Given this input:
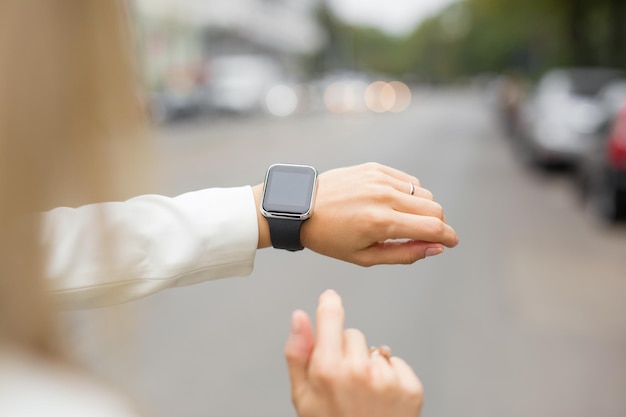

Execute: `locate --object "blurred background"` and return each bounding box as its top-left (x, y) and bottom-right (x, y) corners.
top-left (69, 0), bottom-right (626, 416)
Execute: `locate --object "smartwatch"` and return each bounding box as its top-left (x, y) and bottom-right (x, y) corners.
top-left (260, 163), bottom-right (318, 251)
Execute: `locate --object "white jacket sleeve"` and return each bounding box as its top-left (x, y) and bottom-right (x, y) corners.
top-left (41, 186), bottom-right (259, 309)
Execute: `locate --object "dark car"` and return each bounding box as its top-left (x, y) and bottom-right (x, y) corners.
top-left (519, 68), bottom-right (624, 167)
top-left (577, 93), bottom-right (626, 222)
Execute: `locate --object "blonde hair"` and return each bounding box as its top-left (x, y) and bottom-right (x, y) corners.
top-left (0, 1), bottom-right (151, 357)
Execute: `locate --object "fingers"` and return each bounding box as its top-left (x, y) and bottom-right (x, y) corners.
top-left (392, 193), bottom-right (445, 220)
top-left (363, 165), bottom-right (448, 224)
top-left (343, 328), bottom-right (369, 365)
top-left (372, 169), bottom-right (456, 245)
top-left (390, 357), bottom-right (423, 393)
top-left (315, 290), bottom-right (345, 361)
top-left (369, 353), bottom-right (398, 388)
top-left (386, 211), bottom-right (458, 247)
top-left (356, 240), bottom-right (445, 266)
top-left (387, 176), bottom-right (433, 200)
top-left (374, 163), bottom-right (421, 188)
top-left (289, 290), bottom-right (425, 417)
top-left (285, 310), bottom-right (315, 392)
top-left (303, 162), bottom-right (458, 268)
top-left (390, 357), bottom-right (424, 405)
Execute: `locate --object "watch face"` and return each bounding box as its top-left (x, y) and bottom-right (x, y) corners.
top-left (262, 164), bottom-right (317, 217)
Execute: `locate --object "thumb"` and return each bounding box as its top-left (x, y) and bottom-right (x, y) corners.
top-left (361, 241), bottom-right (444, 265)
top-left (284, 309), bottom-right (314, 391)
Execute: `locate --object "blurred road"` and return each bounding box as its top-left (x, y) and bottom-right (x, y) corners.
top-left (83, 89), bottom-right (626, 417)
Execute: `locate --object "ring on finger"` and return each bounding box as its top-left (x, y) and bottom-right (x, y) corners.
top-left (369, 345), bottom-right (392, 362)
top-left (408, 182), bottom-right (415, 196)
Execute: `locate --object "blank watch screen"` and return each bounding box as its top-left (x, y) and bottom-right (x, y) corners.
top-left (263, 165), bottom-right (316, 214)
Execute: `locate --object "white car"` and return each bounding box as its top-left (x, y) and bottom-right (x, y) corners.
top-left (519, 68), bottom-right (624, 166)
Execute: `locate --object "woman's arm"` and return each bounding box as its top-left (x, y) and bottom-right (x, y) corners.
top-left (43, 163), bottom-right (458, 309)
top-left (42, 186), bottom-right (259, 309)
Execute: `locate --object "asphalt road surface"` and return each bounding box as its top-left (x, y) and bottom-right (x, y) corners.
top-left (70, 88), bottom-right (626, 417)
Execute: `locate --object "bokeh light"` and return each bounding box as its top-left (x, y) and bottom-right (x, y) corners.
top-left (324, 82), bottom-right (355, 114)
top-left (389, 81), bottom-right (412, 112)
top-left (365, 81), bottom-right (390, 113)
top-left (265, 85), bottom-right (298, 117)
top-left (364, 81), bottom-right (412, 113)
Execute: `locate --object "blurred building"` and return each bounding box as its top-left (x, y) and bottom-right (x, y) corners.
top-left (132, 0), bottom-right (327, 119)
top-left (135, 0), bottom-right (325, 54)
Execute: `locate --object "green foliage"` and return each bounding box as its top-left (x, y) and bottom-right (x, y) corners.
top-left (309, 4), bottom-right (412, 77)
top-left (316, 0), bottom-right (626, 80)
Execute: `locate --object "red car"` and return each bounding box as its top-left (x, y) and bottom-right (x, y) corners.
top-left (578, 98), bottom-right (626, 222)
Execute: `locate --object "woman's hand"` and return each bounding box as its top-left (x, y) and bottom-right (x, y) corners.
top-left (284, 290), bottom-right (424, 417)
top-left (254, 162), bottom-right (459, 266)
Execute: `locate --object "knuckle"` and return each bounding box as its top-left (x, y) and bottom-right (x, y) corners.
top-left (404, 380), bottom-right (424, 404)
top-left (284, 345), bottom-right (298, 361)
top-left (363, 164), bottom-right (388, 181)
top-left (309, 361), bottom-right (340, 384)
top-left (346, 362), bottom-right (369, 384)
top-left (365, 161), bottom-right (383, 171)
top-left (432, 202), bottom-right (444, 219)
top-left (363, 208), bottom-right (387, 230)
top-left (364, 182), bottom-right (389, 202)
top-left (370, 374), bottom-right (397, 395)
top-left (400, 252), bottom-right (418, 265)
top-left (353, 252), bottom-right (376, 267)
top-left (367, 172), bottom-right (389, 191)
top-left (344, 327), bottom-right (364, 340)
top-left (355, 257), bottom-right (376, 268)
top-left (428, 218), bottom-right (446, 237)
top-left (291, 384), bottom-right (306, 406)
top-left (423, 188), bottom-right (434, 200)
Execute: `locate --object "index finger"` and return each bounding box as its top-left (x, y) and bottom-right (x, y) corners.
top-left (315, 289), bottom-right (345, 360)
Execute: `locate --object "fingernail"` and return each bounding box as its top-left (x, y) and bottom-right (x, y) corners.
top-left (290, 311), bottom-right (303, 335)
top-left (319, 290), bottom-right (343, 310)
top-left (320, 289), bottom-right (339, 303)
top-left (425, 247), bottom-right (444, 257)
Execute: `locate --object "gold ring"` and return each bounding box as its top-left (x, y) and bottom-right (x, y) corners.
top-left (409, 182), bottom-right (415, 196)
top-left (369, 345), bottom-right (392, 361)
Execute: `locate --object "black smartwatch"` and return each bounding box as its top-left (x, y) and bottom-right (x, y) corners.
top-left (261, 164), bottom-right (318, 251)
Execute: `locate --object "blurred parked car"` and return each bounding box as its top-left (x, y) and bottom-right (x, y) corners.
top-left (518, 68), bottom-right (624, 167)
top-left (149, 88), bottom-right (205, 123)
top-left (577, 90), bottom-right (626, 222)
top-left (148, 64), bottom-right (207, 123)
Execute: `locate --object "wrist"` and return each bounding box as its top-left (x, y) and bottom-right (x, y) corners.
top-left (253, 183), bottom-right (271, 249)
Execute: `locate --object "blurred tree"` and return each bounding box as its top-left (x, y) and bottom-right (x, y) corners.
top-left (308, 3), bottom-right (410, 77)
top-left (312, 0), bottom-right (626, 81)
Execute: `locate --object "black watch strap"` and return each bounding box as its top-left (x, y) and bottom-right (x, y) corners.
top-left (266, 217), bottom-right (305, 251)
